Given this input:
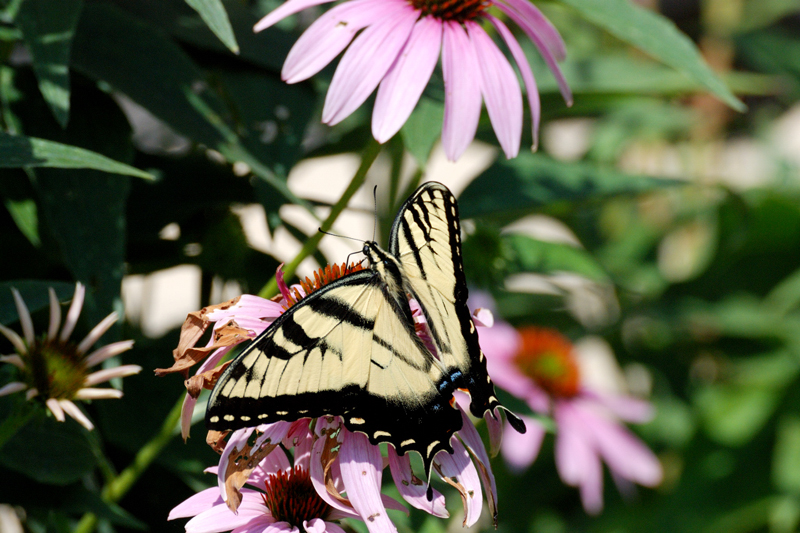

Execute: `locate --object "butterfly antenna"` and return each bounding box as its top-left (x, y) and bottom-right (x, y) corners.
top-left (317, 228), bottom-right (362, 244)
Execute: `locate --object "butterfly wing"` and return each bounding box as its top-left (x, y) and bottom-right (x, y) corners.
top-left (206, 268), bottom-right (462, 469)
top-left (389, 181), bottom-right (502, 419)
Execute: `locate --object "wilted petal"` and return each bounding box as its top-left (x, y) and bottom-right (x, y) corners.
top-left (169, 487), bottom-right (224, 520)
top-left (387, 447), bottom-right (448, 518)
top-left (46, 398), bottom-right (65, 422)
top-left (60, 282), bottom-right (85, 342)
top-left (254, 0), bottom-right (338, 32)
top-left (372, 16), bottom-right (441, 143)
top-left (435, 439), bottom-right (482, 527)
top-left (74, 388), bottom-right (124, 400)
top-left (11, 289), bottom-right (34, 346)
top-left (466, 21), bottom-right (522, 159)
top-left (282, 0), bottom-right (405, 84)
top-left (339, 430), bottom-right (397, 533)
top-left (0, 323), bottom-right (26, 355)
top-left (47, 288), bottom-right (60, 341)
top-left (322, 4), bottom-right (418, 126)
top-left (83, 365), bottom-right (142, 387)
top-left (487, 14), bottom-right (541, 151)
top-left (77, 312), bottom-right (119, 354)
top-left (441, 21), bottom-right (481, 161)
top-left (59, 400), bottom-right (94, 430)
top-left (501, 415), bottom-right (546, 472)
top-left (0, 382), bottom-right (26, 397)
top-left (83, 340), bottom-right (135, 368)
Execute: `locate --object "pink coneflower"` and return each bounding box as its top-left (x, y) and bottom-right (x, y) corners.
top-left (254, 0), bottom-right (572, 161)
top-left (0, 283), bottom-right (139, 431)
top-left (480, 322), bottom-right (663, 514)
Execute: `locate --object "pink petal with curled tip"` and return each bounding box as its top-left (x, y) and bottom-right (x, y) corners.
top-left (372, 15), bottom-right (441, 143)
top-left (387, 447), bottom-right (448, 518)
top-left (499, 0), bottom-right (566, 60)
top-left (339, 430), bottom-right (398, 533)
top-left (435, 439), bottom-right (482, 527)
top-left (495, 2), bottom-right (572, 106)
top-left (500, 415), bottom-right (546, 472)
top-left (441, 21), bottom-right (481, 161)
top-left (282, 0), bottom-right (407, 84)
top-left (466, 21), bottom-right (522, 159)
top-left (322, 5), bottom-right (418, 126)
top-left (254, 0), bottom-right (338, 33)
top-left (487, 14), bottom-right (541, 151)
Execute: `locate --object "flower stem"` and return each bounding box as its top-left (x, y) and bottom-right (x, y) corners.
top-left (258, 139), bottom-right (382, 299)
top-left (73, 394), bottom-right (184, 533)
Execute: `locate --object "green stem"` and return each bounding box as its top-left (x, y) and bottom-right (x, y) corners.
top-left (258, 139), bottom-right (382, 299)
top-left (74, 394), bottom-right (184, 533)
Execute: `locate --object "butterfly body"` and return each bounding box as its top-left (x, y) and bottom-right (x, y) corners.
top-left (207, 182), bottom-right (521, 474)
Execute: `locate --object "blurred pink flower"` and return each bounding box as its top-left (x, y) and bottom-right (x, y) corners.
top-left (0, 283), bottom-right (138, 430)
top-left (480, 322), bottom-right (662, 514)
top-left (254, 0), bottom-right (572, 161)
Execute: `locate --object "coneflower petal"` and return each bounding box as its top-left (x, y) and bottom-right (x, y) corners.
top-left (487, 14), bottom-right (541, 151)
top-left (499, 0), bottom-right (566, 60)
top-left (60, 399), bottom-right (94, 431)
top-left (74, 388), bottom-right (125, 400)
top-left (77, 311), bottom-right (120, 355)
top-left (372, 15), bottom-right (442, 143)
top-left (83, 364), bottom-right (142, 387)
top-left (435, 438), bottom-right (483, 527)
top-left (47, 288), bottom-right (60, 342)
top-left (46, 398), bottom-right (65, 422)
top-left (254, 0), bottom-right (339, 33)
top-left (0, 354), bottom-right (25, 370)
top-left (0, 382), bottom-right (26, 397)
top-left (0, 323), bottom-right (26, 355)
top-left (83, 340), bottom-right (135, 369)
top-left (11, 289), bottom-right (34, 346)
top-left (441, 21), bottom-right (482, 162)
top-left (467, 21), bottom-right (522, 159)
top-left (60, 282), bottom-right (85, 342)
top-left (322, 3), bottom-right (417, 125)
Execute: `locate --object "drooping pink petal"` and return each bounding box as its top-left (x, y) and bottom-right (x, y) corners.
top-left (441, 21), bottom-right (482, 161)
top-left (466, 21), bottom-right (522, 159)
top-left (582, 389), bottom-right (655, 423)
top-left (11, 289), bottom-right (34, 346)
top-left (60, 399), bottom-right (93, 430)
top-left (0, 323), bottom-right (26, 355)
top-left (435, 438), bottom-right (482, 527)
top-left (77, 312), bottom-right (119, 354)
top-left (0, 382), bottom-right (26, 397)
top-left (282, 0), bottom-right (407, 84)
top-left (60, 282), bottom-right (85, 342)
top-left (487, 14), bottom-right (541, 151)
top-left (169, 487), bottom-right (224, 520)
top-left (573, 402), bottom-right (662, 486)
top-left (495, 2), bottom-right (572, 106)
top-left (498, 0), bottom-right (566, 60)
top-left (322, 4), bottom-right (418, 126)
top-left (83, 340), bottom-right (135, 368)
top-left (254, 0), bottom-right (339, 33)
top-left (372, 15), bottom-right (441, 143)
top-left (339, 429), bottom-right (398, 533)
top-left (387, 447), bottom-right (448, 518)
top-left (47, 288), bottom-right (60, 341)
top-left (554, 400), bottom-right (605, 514)
top-left (456, 407), bottom-right (498, 524)
top-left (309, 418), bottom-right (359, 518)
top-left (484, 409), bottom-right (503, 456)
top-left (501, 415), bottom-right (546, 472)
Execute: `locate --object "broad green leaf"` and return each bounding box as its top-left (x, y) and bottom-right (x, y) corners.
top-left (16, 0), bottom-right (83, 128)
top-left (185, 0), bottom-right (239, 53)
top-left (401, 96), bottom-right (444, 167)
top-left (0, 132), bottom-right (153, 179)
top-left (458, 152), bottom-right (681, 220)
top-left (773, 415), bottom-right (800, 493)
top-left (0, 280), bottom-right (74, 325)
top-left (0, 413), bottom-right (96, 485)
top-left (505, 233), bottom-right (610, 282)
top-left (557, 0), bottom-right (745, 111)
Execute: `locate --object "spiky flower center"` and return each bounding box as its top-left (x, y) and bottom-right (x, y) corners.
top-left (514, 327), bottom-right (580, 398)
top-left (23, 338), bottom-right (87, 400)
top-left (261, 466), bottom-right (332, 527)
top-left (284, 261), bottom-right (365, 308)
top-left (407, 0), bottom-right (489, 21)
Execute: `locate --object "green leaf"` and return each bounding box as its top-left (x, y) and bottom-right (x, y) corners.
top-left (0, 412), bottom-right (96, 485)
top-left (458, 152), bottom-right (681, 220)
top-left (16, 0), bottom-right (83, 128)
top-left (773, 415), bottom-right (800, 494)
top-left (505, 233), bottom-right (610, 282)
top-left (184, 0), bottom-right (239, 54)
top-left (4, 198), bottom-right (39, 246)
top-left (401, 96), bottom-right (444, 167)
top-left (557, 0), bottom-right (746, 111)
top-left (695, 384), bottom-right (781, 447)
top-left (0, 280), bottom-right (75, 325)
top-left (0, 132), bottom-right (153, 179)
